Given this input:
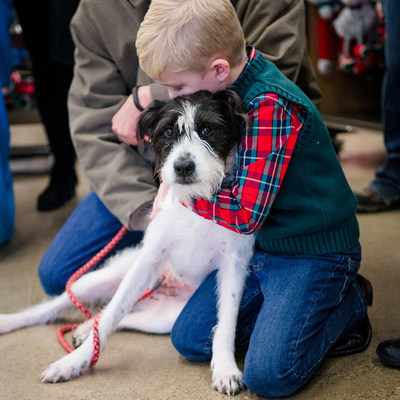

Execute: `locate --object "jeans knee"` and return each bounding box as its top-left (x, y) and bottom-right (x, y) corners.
top-left (170, 319), bottom-right (212, 362)
top-left (38, 255), bottom-right (67, 296)
top-left (244, 358), bottom-right (308, 397)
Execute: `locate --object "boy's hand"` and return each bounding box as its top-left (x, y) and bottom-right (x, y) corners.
top-left (149, 183), bottom-right (169, 220)
top-left (111, 86), bottom-right (152, 146)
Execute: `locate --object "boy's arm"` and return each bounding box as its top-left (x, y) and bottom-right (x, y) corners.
top-left (191, 94), bottom-right (304, 235)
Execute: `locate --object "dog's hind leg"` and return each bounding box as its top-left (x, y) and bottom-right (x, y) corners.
top-left (0, 292), bottom-right (75, 334)
top-left (72, 290), bottom-right (187, 348)
top-left (0, 247), bottom-right (139, 334)
top-left (72, 280), bottom-right (190, 348)
top-left (116, 291), bottom-right (190, 334)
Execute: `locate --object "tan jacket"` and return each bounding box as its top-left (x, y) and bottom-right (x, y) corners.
top-left (69, 0), bottom-right (321, 230)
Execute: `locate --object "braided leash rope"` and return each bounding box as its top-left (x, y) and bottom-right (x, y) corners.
top-left (57, 225), bottom-right (165, 367)
top-left (90, 311), bottom-right (103, 366)
top-left (57, 226), bottom-right (128, 365)
top-left (89, 281), bottom-right (163, 366)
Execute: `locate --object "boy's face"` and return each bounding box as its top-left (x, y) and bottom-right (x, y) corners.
top-left (159, 69), bottom-right (225, 98)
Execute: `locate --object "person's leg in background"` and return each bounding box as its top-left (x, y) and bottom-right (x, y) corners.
top-left (0, 92), bottom-right (15, 246)
top-left (373, 0), bottom-right (400, 369)
top-left (355, 0), bottom-right (400, 212)
top-left (13, 0), bottom-right (79, 211)
top-left (0, 0), bottom-right (15, 245)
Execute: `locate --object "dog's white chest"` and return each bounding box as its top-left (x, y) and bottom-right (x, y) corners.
top-left (146, 195), bottom-right (254, 290)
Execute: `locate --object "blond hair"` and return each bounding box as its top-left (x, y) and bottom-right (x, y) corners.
top-left (136, 0), bottom-right (246, 80)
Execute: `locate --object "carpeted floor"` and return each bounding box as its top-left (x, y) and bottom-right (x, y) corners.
top-left (0, 121), bottom-right (399, 400)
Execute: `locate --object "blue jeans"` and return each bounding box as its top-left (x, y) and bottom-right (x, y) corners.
top-left (38, 191), bottom-right (143, 295)
top-left (371, 0), bottom-right (400, 198)
top-left (171, 245), bottom-right (366, 397)
top-left (0, 91), bottom-right (14, 245)
top-left (0, 0), bottom-right (15, 245)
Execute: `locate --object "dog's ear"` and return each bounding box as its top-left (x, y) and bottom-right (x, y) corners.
top-left (213, 89), bottom-right (248, 122)
top-left (137, 99), bottom-right (166, 144)
top-left (137, 100), bottom-right (166, 163)
top-left (213, 89), bottom-right (250, 144)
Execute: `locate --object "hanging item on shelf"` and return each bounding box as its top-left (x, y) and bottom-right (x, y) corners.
top-left (308, 0), bottom-right (341, 75)
top-left (308, 0), bottom-right (385, 77)
top-left (333, 0), bottom-right (381, 75)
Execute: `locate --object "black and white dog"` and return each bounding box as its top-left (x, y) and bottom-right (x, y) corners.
top-left (0, 90), bottom-right (255, 396)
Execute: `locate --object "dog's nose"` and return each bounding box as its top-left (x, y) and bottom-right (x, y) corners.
top-left (174, 159), bottom-right (195, 177)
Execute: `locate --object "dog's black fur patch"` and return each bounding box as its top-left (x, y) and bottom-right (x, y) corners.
top-left (137, 90), bottom-right (248, 175)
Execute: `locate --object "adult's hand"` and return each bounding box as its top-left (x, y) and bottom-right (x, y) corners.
top-left (111, 85), bottom-right (152, 146)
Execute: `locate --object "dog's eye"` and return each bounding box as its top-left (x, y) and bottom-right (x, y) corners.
top-left (164, 127), bottom-right (174, 137)
top-left (201, 126), bottom-right (212, 136)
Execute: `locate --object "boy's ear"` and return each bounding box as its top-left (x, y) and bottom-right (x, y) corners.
top-left (210, 58), bottom-right (230, 83)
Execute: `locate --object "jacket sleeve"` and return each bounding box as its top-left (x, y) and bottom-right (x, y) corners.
top-left (68, 0), bottom-right (157, 231)
top-left (235, 0), bottom-right (322, 106)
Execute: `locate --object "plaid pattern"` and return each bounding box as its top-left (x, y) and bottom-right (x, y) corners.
top-left (192, 91), bottom-right (305, 235)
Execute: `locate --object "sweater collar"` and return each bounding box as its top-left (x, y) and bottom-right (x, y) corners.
top-left (230, 46), bottom-right (264, 99)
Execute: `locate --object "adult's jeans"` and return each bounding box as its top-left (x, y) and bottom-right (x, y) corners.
top-left (38, 191), bottom-right (143, 296)
top-left (171, 245), bottom-right (366, 397)
top-left (371, 0), bottom-right (400, 198)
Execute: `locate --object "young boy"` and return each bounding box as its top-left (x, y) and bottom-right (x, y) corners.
top-left (136, 0), bottom-right (371, 397)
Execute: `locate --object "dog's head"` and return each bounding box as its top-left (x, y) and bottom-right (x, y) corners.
top-left (137, 90), bottom-right (248, 202)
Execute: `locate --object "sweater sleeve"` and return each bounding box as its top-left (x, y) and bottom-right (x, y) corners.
top-left (191, 94), bottom-right (304, 234)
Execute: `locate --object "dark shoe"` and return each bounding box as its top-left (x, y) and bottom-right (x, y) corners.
top-left (376, 339), bottom-right (400, 369)
top-left (328, 275), bottom-right (373, 357)
top-left (356, 274), bottom-right (373, 307)
top-left (37, 174), bottom-right (77, 211)
top-left (328, 314), bottom-right (372, 357)
top-left (355, 187), bottom-right (400, 213)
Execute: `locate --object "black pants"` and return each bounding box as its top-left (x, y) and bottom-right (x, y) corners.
top-left (14, 0), bottom-right (79, 178)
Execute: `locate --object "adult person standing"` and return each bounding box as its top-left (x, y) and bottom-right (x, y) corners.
top-left (370, 0), bottom-right (400, 369)
top-left (13, 0), bottom-right (79, 211)
top-left (355, 0), bottom-right (400, 212)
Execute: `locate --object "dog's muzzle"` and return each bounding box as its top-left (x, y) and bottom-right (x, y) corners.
top-left (174, 155), bottom-right (196, 184)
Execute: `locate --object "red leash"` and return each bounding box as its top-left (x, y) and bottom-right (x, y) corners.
top-left (57, 226), bottom-right (128, 365)
top-left (57, 225), bottom-right (164, 366)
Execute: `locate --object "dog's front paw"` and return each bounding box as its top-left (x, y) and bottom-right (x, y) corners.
top-left (41, 352), bottom-right (91, 383)
top-left (211, 361), bottom-right (246, 396)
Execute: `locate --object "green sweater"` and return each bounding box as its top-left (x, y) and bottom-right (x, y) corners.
top-left (232, 52), bottom-right (359, 255)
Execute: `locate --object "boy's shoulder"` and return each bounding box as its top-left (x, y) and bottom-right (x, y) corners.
top-left (236, 50), bottom-right (313, 112)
